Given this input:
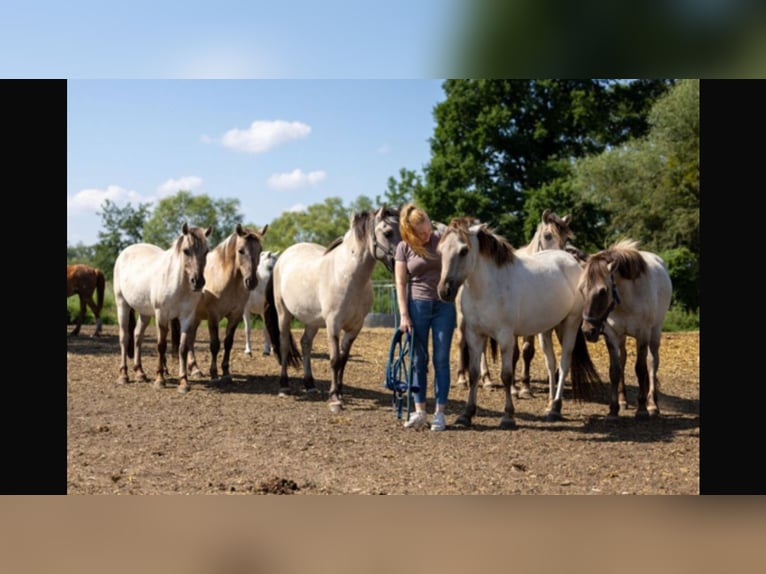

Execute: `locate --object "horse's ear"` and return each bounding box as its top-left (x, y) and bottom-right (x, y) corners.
top-left (204, 227), bottom-right (212, 237)
top-left (182, 222), bottom-right (190, 234)
top-left (541, 209), bottom-right (551, 222)
top-left (260, 224), bottom-right (269, 237)
top-left (236, 223), bottom-right (244, 236)
top-left (563, 214), bottom-right (571, 225)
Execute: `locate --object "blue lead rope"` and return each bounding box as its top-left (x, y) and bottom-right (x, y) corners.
top-left (383, 329), bottom-right (419, 420)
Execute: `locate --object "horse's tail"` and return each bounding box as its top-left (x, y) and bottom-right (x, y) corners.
top-left (94, 269), bottom-right (105, 317)
top-left (569, 327), bottom-right (603, 402)
top-left (263, 275), bottom-right (302, 369)
top-left (127, 309), bottom-right (136, 359)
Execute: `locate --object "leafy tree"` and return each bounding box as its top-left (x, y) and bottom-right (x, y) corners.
top-left (142, 191), bottom-right (242, 248)
top-left (67, 242), bottom-right (96, 264)
top-left (420, 79), bottom-right (673, 245)
top-left (376, 167), bottom-right (424, 208)
top-left (92, 199), bottom-right (151, 279)
top-left (263, 196), bottom-right (350, 253)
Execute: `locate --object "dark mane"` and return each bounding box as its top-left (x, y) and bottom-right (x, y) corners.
top-left (587, 239), bottom-right (646, 281)
top-left (444, 217), bottom-right (515, 265)
top-left (324, 236), bottom-right (344, 255)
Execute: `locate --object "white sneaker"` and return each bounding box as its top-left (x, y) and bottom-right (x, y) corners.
top-left (430, 412), bottom-right (446, 432)
top-left (404, 411), bottom-right (428, 429)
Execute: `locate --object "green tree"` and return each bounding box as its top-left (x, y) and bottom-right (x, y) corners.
top-left (142, 190), bottom-right (242, 248)
top-left (376, 167), bottom-right (423, 208)
top-left (264, 196), bottom-right (350, 253)
top-left (93, 199), bottom-right (151, 279)
top-left (420, 79), bottom-right (673, 245)
top-left (67, 242), bottom-right (96, 264)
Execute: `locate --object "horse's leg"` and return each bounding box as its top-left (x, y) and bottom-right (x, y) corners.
top-left (153, 320), bottom-right (170, 390)
top-left (633, 338), bottom-right (651, 420)
top-left (262, 322), bottom-right (272, 355)
top-left (71, 294), bottom-right (85, 336)
top-left (116, 304), bottom-right (131, 384)
top-left (603, 334), bottom-right (624, 421)
top-left (646, 328), bottom-right (662, 417)
top-left (480, 344), bottom-right (495, 389)
top-left (218, 316), bottom-right (240, 383)
top-left (243, 312), bottom-right (253, 356)
top-left (329, 328), bottom-right (360, 413)
top-left (300, 325), bottom-right (320, 394)
top-left (133, 314), bottom-right (151, 382)
top-left (499, 337), bottom-right (518, 429)
top-left (539, 330), bottom-right (562, 421)
top-left (84, 292), bottom-right (101, 337)
top-left (454, 326), bottom-right (468, 389)
top-left (176, 317), bottom-right (195, 393)
top-left (547, 322), bottom-right (579, 421)
top-left (510, 340), bottom-right (520, 396)
top-left (205, 319), bottom-right (222, 381)
top-left (185, 321), bottom-right (206, 379)
top-left (518, 334), bottom-right (535, 398)
top-left (454, 329), bottom-right (483, 428)
top-left (618, 338), bottom-right (628, 410)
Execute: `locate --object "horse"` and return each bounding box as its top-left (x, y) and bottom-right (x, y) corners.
top-left (66, 264), bottom-right (105, 336)
top-left (454, 209), bottom-right (577, 397)
top-left (436, 218), bottom-right (601, 428)
top-left (112, 223), bottom-right (211, 393)
top-left (186, 224), bottom-right (268, 383)
top-left (263, 205), bottom-right (401, 413)
top-left (243, 250), bottom-right (279, 356)
top-left (578, 239), bottom-right (672, 420)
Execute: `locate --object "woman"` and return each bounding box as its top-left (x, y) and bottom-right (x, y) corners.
top-left (394, 203), bottom-right (456, 431)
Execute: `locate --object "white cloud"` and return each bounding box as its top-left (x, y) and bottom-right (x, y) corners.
top-left (67, 185), bottom-right (146, 216)
top-left (285, 203), bottom-right (307, 214)
top-left (377, 143), bottom-right (392, 154)
top-left (267, 169), bottom-right (327, 190)
top-left (221, 120), bottom-right (311, 153)
top-left (157, 176), bottom-right (204, 197)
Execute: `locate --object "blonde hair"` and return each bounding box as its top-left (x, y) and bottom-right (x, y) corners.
top-left (400, 203), bottom-right (435, 259)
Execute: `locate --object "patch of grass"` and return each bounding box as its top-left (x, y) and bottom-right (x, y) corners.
top-left (663, 304), bottom-right (699, 332)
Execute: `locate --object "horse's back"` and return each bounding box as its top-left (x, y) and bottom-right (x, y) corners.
top-left (113, 243), bottom-right (165, 313)
top-left (273, 243), bottom-right (326, 323)
top-left (611, 251), bottom-right (672, 336)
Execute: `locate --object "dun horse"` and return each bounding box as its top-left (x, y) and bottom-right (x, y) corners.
top-left (112, 223), bottom-right (211, 393)
top-left (186, 224), bottom-right (267, 383)
top-left (67, 264), bottom-right (105, 336)
top-left (264, 206), bottom-right (401, 413)
top-left (579, 239), bottom-right (672, 420)
top-left (437, 218), bottom-right (601, 428)
top-left (242, 250), bottom-right (279, 356)
top-left (455, 209), bottom-right (578, 396)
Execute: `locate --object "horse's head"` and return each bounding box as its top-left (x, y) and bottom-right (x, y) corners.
top-left (538, 209), bottom-right (574, 251)
top-left (234, 223), bottom-right (268, 290)
top-left (180, 222), bottom-right (212, 291)
top-left (257, 250), bottom-right (279, 283)
top-left (579, 239), bottom-right (645, 341)
top-left (371, 205), bottom-right (401, 273)
top-left (436, 219), bottom-right (478, 302)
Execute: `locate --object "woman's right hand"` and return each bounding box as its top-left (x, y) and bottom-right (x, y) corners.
top-left (399, 315), bottom-right (412, 334)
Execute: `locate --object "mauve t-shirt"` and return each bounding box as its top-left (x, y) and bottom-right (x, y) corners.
top-left (394, 231), bottom-right (442, 301)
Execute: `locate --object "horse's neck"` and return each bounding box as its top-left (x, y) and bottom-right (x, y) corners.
top-left (159, 248), bottom-right (188, 286)
top-left (461, 254), bottom-right (496, 298)
top-left (334, 234), bottom-right (377, 283)
top-left (520, 226), bottom-right (542, 255)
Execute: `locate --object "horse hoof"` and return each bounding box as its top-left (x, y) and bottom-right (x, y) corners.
top-left (635, 411), bottom-right (650, 421)
top-left (137, 374), bottom-right (149, 383)
top-left (648, 407), bottom-right (660, 418)
top-left (510, 387), bottom-right (518, 397)
top-left (544, 411), bottom-right (562, 422)
top-left (499, 418), bottom-right (517, 430)
top-left (244, 351), bottom-right (252, 357)
top-left (453, 416), bottom-right (472, 429)
top-left (518, 388), bottom-right (534, 400)
top-left (328, 401), bottom-right (343, 414)
top-left (606, 414), bottom-right (620, 423)
top-left (116, 376), bottom-right (129, 385)
top-left (278, 387), bottom-right (291, 398)
top-left (152, 380), bottom-right (165, 390)
top-left (177, 384), bottom-right (190, 394)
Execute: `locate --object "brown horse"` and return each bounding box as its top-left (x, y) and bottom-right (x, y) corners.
top-left (67, 264), bottom-right (105, 336)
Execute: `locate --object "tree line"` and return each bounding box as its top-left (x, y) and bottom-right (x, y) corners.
top-left (67, 79), bottom-right (698, 315)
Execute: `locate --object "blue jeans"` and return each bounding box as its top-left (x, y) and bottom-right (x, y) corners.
top-left (408, 298), bottom-right (456, 406)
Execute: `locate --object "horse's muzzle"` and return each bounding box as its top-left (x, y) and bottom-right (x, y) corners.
top-left (190, 276), bottom-right (206, 291)
top-left (581, 321), bottom-right (601, 343)
top-left (245, 276), bottom-right (258, 290)
top-left (437, 282), bottom-right (457, 302)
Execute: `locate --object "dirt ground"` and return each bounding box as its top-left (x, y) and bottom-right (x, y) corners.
top-left (67, 324), bottom-right (699, 495)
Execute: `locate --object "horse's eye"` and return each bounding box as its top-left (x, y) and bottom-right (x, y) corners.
top-left (459, 247), bottom-right (468, 257)
top-left (384, 230), bottom-right (393, 238)
top-left (238, 248), bottom-right (245, 255)
top-left (544, 233), bottom-right (553, 241)
top-left (183, 248), bottom-right (191, 256)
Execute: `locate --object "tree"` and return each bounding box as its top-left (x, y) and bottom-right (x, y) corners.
top-left (92, 199), bottom-right (151, 279)
top-left (263, 196), bottom-right (350, 253)
top-left (419, 79), bottom-right (673, 245)
top-left (142, 191), bottom-right (242, 248)
top-left (375, 167), bottom-right (424, 208)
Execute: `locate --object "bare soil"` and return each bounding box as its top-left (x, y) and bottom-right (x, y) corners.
top-left (67, 325), bottom-right (699, 494)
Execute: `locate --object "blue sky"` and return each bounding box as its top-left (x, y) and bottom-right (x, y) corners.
top-left (67, 80), bottom-right (446, 245)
